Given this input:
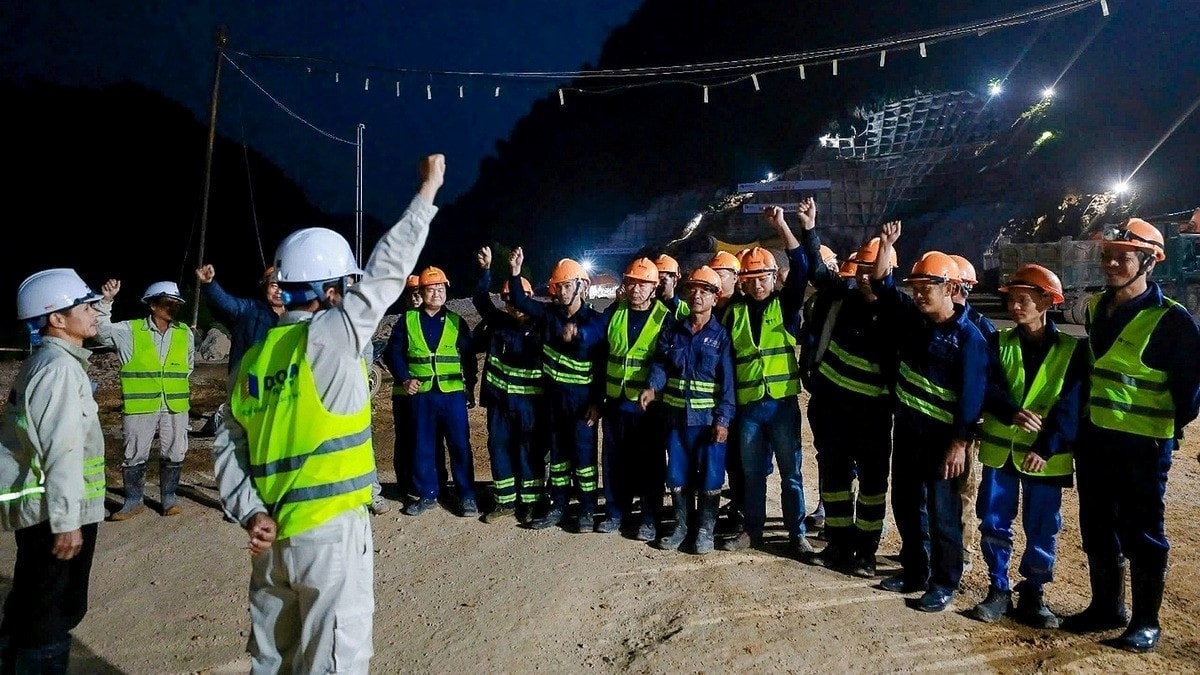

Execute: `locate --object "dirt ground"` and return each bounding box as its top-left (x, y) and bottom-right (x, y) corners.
top-left (1, 321), bottom-right (1198, 673)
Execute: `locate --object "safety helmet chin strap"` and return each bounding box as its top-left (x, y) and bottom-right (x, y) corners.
top-left (1109, 251), bottom-right (1154, 292)
top-left (558, 278), bottom-right (583, 306)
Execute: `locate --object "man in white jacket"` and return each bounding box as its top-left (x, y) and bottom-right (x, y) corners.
top-left (213, 154), bottom-right (444, 674)
top-left (0, 268), bottom-right (107, 673)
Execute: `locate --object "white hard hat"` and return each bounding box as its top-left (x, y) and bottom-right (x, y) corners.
top-left (273, 227), bottom-right (365, 283)
top-left (142, 281), bottom-right (184, 304)
top-left (17, 268), bottom-right (103, 320)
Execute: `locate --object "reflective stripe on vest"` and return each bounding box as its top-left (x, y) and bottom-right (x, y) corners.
top-left (484, 354), bottom-right (544, 396)
top-left (400, 311), bottom-right (465, 395)
top-left (605, 301), bottom-right (669, 401)
top-left (1086, 294), bottom-right (1176, 439)
top-left (232, 323), bottom-right (375, 540)
top-left (542, 344), bottom-right (593, 386)
top-left (662, 377), bottom-right (717, 410)
top-left (729, 299), bottom-right (800, 405)
top-left (816, 338), bottom-right (890, 398)
top-left (120, 321), bottom-right (191, 414)
top-left (978, 328), bottom-right (1077, 477)
top-left (895, 361), bottom-right (957, 425)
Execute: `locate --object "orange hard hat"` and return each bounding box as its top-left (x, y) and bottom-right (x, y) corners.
top-left (654, 253), bottom-right (680, 276)
top-left (738, 247), bottom-right (778, 278)
top-left (548, 258), bottom-right (589, 286)
top-left (998, 263), bottom-right (1064, 305)
top-left (855, 237), bottom-right (899, 269)
top-left (819, 245), bottom-right (838, 268)
top-left (1103, 218), bottom-right (1166, 261)
top-left (838, 251), bottom-right (859, 278)
top-left (947, 255), bottom-right (977, 285)
top-left (405, 274), bottom-right (421, 289)
top-left (905, 251), bottom-right (960, 284)
top-left (418, 266), bottom-right (450, 287)
top-left (501, 276), bottom-right (534, 298)
top-left (624, 257), bottom-right (660, 284)
top-left (681, 265), bottom-right (723, 297)
top-left (707, 250), bottom-right (741, 273)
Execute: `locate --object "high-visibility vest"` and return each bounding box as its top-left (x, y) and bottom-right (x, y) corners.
top-left (484, 354), bottom-right (543, 396)
top-left (729, 299), bottom-right (800, 405)
top-left (1086, 294), bottom-right (1176, 439)
top-left (978, 328), bottom-right (1077, 477)
top-left (120, 321), bottom-right (190, 414)
top-left (606, 300), bottom-right (669, 401)
top-left (895, 361), bottom-right (956, 425)
top-left (232, 323), bottom-right (374, 540)
top-left (816, 338), bottom-right (890, 398)
top-left (397, 311), bottom-right (465, 395)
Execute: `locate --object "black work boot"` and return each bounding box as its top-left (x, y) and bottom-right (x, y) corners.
top-left (655, 489), bottom-right (690, 551)
top-left (1115, 564), bottom-right (1166, 653)
top-left (110, 463), bottom-right (148, 521)
top-left (159, 459), bottom-right (184, 516)
top-left (693, 491), bottom-right (720, 555)
top-left (526, 506), bottom-right (564, 530)
top-left (1014, 586), bottom-right (1060, 629)
top-left (1063, 556), bottom-right (1130, 632)
top-left (970, 586), bottom-right (1013, 623)
top-left (807, 526), bottom-right (852, 570)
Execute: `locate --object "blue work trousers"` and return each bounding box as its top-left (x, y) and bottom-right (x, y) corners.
top-left (486, 397), bottom-right (544, 508)
top-left (977, 466), bottom-right (1063, 592)
top-left (738, 397), bottom-right (805, 539)
top-left (666, 425), bottom-right (726, 492)
top-left (891, 427), bottom-right (963, 593)
top-left (602, 404), bottom-right (665, 526)
top-left (411, 391), bottom-right (475, 502)
top-left (392, 396), bottom-right (447, 498)
top-left (546, 388), bottom-right (599, 513)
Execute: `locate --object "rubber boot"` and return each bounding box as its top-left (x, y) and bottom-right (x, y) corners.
top-left (110, 463), bottom-right (147, 521)
top-left (1115, 564), bottom-right (1166, 653)
top-left (655, 489), bottom-right (689, 551)
top-left (159, 460), bottom-right (184, 516)
top-left (1014, 585), bottom-right (1060, 629)
top-left (970, 586), bottom-right (1013, 623)
top-left (693, 491), bottom-right (720, 555)
top-left (1063, 556), bottom-right (1129, 632)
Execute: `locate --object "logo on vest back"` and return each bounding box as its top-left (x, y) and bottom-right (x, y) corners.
top-left (245, 363), bottom-right (301, 399)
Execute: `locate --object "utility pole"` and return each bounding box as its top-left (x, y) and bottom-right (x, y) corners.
top-left (192, 25), bottom-right (227, 327)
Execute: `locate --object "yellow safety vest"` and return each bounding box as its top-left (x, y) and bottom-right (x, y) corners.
top-left (232, 323), bottom-right (375, 540)
top-left (978, 328), bottom-right (1077, 477)
top-left (729, 299), bottom-right (800, 405)
top-left (895, 361), bottom-right (957, 425)
top-left (1086, 294), bottom-right (1176, 439)
top-left (396, 311), bottom-right (465, 395)
top-left (605, 300), bottom-right (669, 401)
top-left (120, 321), bottom-right (190, 414)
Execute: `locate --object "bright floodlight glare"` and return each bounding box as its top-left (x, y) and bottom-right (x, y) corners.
top-left (1041, 87), bottom-right (1056, 99)
top-left (988, 82), bottom-right (1003, 96)
top-left (580, 259), bottom-right (595, 273)
top-left (1113, 181), bottom-right (1130, 194)
top-left (766, 172), bottom-right (775, 181)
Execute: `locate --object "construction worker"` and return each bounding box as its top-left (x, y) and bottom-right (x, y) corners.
top-left (0, 269), bottom-right (105, 673)
top-left (1063, 218), bottom-right (1200, 652)
top-left (508, 249), bottom-right (607, 532)
top-left (472, 246), bottom-right (546, 524)
top-left (969, 264), bottom-right (1088, 628)
top-left (718, 202), bottom-right (812, 556)
top-left (870, 221), bottom-right (989, 613)
top-left (196, 264), bottom-right (285, 379)
top-left (947, 253), bottom-right (996, 571)
top-left (96, 279), bottom-right (194, 520)
top-left (801, 232), bottom-right (899, 577)
top-left (705, 249), bottom-right (746, 532)
top-left (598, 258), bottom-right (672, 538)
top-left (640, 266), bottom-right (735, 553)
top-left (388, 266), bottom-right (479, 518)
top-left (212, 153), bottom-right (444, 673)
top-left (654, 253), bottom-right (688, 319)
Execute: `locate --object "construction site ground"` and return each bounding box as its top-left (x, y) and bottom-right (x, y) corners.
top-left (0, 313), bottom-right (1198, 674)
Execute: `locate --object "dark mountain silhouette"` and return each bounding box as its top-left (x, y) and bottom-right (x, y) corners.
top-left (0, 79), bottom-right (387, 347)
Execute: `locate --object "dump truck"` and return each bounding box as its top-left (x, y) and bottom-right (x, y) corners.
top-left (994, 219), bottom-right (1200, 324)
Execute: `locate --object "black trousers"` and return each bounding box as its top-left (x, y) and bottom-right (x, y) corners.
top-left (0, 522), bottom-right (98, 648)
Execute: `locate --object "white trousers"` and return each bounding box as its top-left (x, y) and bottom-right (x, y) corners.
top-left (248, 507), bottom-right (374, 674)
top-left (121, 409), bottom-right (189, 465)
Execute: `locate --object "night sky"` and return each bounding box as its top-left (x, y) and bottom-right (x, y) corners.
top-left (1, 0), bottom-right (1196, 229)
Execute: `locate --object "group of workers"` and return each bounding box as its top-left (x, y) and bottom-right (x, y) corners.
top-left (0, 145), bottom-right (1195, 672)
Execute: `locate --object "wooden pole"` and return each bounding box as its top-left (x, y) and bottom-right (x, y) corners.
top-left (192, 25), bottom-right (228, 327)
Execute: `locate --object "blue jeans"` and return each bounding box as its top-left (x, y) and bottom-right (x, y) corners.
top-left (666, 425), bottom-right (726, 492)
top-left (892, 427), bottom-right (963, 592)
top-left (411, 391), bottom-right (476, 502)
top-left (977, 466), bottom-right (1063, 592)
top-left (738, 397), bottom-right (805, 538)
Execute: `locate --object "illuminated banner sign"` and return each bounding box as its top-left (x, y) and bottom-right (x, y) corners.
top-left (736, 179), bottom-right (831, 193)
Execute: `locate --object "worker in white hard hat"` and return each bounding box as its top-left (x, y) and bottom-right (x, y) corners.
top-left (0, 269), bottom-right (105, 672)
top-left (212, 153), bottom-right (445, 673)
top-left (96, 278), bottom-right (195, 522)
